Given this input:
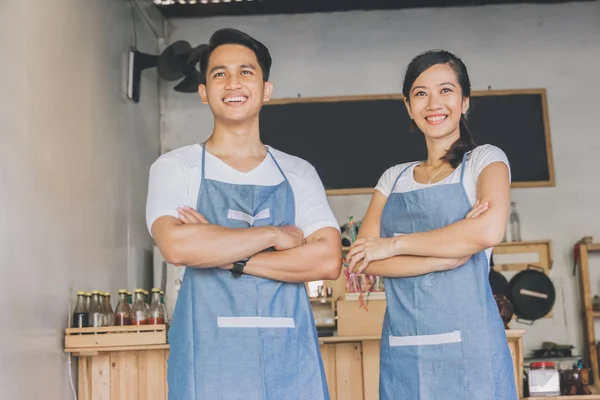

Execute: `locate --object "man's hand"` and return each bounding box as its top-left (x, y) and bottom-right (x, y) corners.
top-left (274, 225), bottom-right (305, 251)
top-left (177, 206), bottom-right (209, 224)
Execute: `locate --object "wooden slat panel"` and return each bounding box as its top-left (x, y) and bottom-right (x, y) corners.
top-left (334, 343), bottom-right (363, 400)
top-left (66, 331), bottom-right (166, 349)
top-left (78, 356), bottom-right (91, 400)
top-left (110, 351), bottom-right (138, 400)
top-left (90, 354), bottom-right (110, 400)
top-left (361, 340), bottom-right (380, 400)
top-left (138, 350), bottom-right (166, 400)
top-left (165, 350), bottom-right (169, 400)
top-left (320, 344), bottom-right (337, 400)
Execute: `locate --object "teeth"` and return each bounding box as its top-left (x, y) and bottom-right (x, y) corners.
top-left (426, 115), bottom-right (447, 122)
top-left (223, 96), bottom-right (247, 103)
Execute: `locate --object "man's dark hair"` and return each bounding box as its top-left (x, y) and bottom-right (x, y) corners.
top-left (199, 28), bottom-right (272, 84)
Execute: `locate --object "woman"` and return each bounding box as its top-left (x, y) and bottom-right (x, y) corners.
top-left (346, 50), bottom-right (516, 400)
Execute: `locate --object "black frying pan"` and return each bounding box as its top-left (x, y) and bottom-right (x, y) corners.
top-left (488, 253), bottom-right (509, 296)
top-left (507, 265), bottom-right (555, 324)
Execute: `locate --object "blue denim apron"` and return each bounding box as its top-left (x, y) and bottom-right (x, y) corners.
top-left (379, 152), bottom-right (517, 400)
top-left (167, 145), bottom-right (329, 400)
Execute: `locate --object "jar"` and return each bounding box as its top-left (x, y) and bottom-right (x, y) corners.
top-left (529, 361), bottom-right (560, 397)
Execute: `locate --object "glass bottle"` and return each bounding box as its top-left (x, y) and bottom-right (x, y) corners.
top-left (143, 290), bottom-right (150, 311)
top-left (114, 289), bottom-right (132, 326)
top-left (85, 292), bottom-right (92, 312)
top-left (98, 292), bottom-right (108, 327)
top-left (160, 290), bottom-right (168, 323)
top-left (127, 291), bottom-right (133, 307)
top-left (88, 290), bottom-right (103, 328)
top-left (104, 292), bottom-right (115, 326)
top-left (148, 288), bottom-right (165, 325)
top-left (131, 289), bottom-right (148, 325)
top-left (72, 291), bottom-right (89, 328)
top-left (509, 202), bottom-right (522, 242)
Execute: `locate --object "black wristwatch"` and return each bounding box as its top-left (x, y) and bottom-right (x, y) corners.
top-left (231, 257), bottom-right (249, 278)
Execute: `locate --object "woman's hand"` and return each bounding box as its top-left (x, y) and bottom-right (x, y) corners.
top-left (345, 199), bottom-right (489, 274)
top-left (345, 237), bottom-right (397, 273)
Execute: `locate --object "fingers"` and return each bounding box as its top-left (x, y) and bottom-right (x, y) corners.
top-left (466, 200), bottom-right (489, 219)
top-left (177, 206), bottom-right (209, 224)
top-left (356, 258), bottom-right (370, 274)
top-left (346, 239), bottom-right (367, 259)
top-left (346, 251), bottom-right (365, 273)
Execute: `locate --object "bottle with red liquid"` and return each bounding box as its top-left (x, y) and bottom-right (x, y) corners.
top-left (131, 289), bottom-right (148, 325)
top-left (148, 288), bottom-right (165, 325)
top-left (114, 289), bottom-right (131, 326)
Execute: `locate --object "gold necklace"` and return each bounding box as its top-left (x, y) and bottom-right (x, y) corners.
top-left (422, 162), bottom-right (446, 184)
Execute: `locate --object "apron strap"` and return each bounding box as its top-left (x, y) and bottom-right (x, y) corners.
top-left (196, 143), bottom-right (208, 212)
top-left (266, 147), bottom-right (290, 182)
top-left (201, 143), bottom-right (207, 182)
top-left (459, 150), bottom-right (470, 184)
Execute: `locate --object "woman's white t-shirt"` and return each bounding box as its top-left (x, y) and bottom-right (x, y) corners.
top-left (374, 144), bottom-right (511, 263)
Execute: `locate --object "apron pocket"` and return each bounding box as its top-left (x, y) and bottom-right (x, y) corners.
top-left (262, 333), bottom-right (300, 399)
top-left (388, 331), bottom-right (467, 400)
top-left (217, 317), bottom-right (299, 400)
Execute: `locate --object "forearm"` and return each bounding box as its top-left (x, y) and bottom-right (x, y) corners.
top-left (393, 217), bottom-right (502, 259)
top-left (361, 255), bottom-right (444, 278)
top-left (160, 223), bottom-right (277, 267)
top-left (244, 240), bottom-right (342, 283)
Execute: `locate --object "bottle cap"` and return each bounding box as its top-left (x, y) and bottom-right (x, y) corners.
top-left (135, 288), bottom-right (143, 293)
top-left (152, 288), bottom-right (160, 293)
top-left (92, 290), bottom-right (100, 294)
top-left (85, 292), bottom-right (92, 296)
top-left (118, 289), bottom-right (127, 294)
top-left (77, 291), bottom-right (85, 295)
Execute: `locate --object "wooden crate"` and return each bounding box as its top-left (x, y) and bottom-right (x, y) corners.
top-left (336, 300), bottom-right (387, 337)
top-left (65, 325), bottom-right (167, 350)
top-left (75, 347), bottom-right (168, 400)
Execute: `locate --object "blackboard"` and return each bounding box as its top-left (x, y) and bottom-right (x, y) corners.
top-left (259, 89), bottom-right (554, 194)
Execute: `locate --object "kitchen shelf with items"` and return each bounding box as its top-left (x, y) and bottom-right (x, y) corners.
top-left (65, 287), bottom-right (169, 351)
top-left (575, 236), bottom-right (600, 394)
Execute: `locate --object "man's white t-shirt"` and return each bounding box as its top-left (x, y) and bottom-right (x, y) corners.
top-left (146, 144), bottom-right (339, 237)
top-left (374, 144), bottom-right (511, 264)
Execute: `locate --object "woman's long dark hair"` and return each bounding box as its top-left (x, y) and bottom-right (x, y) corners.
top-left (402, 50), bottom-right (476, 168)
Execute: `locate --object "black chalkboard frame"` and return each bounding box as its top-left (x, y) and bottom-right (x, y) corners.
top-left (264, 88), bottom-right (554, 195)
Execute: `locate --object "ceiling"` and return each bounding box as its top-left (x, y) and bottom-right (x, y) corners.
top-left (153, 0), bottom-right (586, 18)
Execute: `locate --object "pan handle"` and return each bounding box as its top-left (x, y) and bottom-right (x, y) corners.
top-left (516, 318), bottom-right (535, 325)
top-left (527, 264), bottom-right (545, 273)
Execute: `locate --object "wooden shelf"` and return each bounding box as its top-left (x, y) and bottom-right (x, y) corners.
top-left (588, 243), bottom-right (600, 252)
top-left (577, 236), bottom-right (600, 392)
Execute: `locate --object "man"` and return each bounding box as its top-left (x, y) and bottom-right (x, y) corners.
top-left (146, 28), bottom-right (341, 400)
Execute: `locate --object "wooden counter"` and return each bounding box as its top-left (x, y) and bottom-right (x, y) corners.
top-left (318, 330), bottom-right (525, 400)
top-left (68, 331), bottom-right (524, 400)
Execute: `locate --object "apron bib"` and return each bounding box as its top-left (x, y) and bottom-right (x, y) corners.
top-left (379, 152), bottom-right (517, 400)
top-left (167, 145), bottom-right (329, 400)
